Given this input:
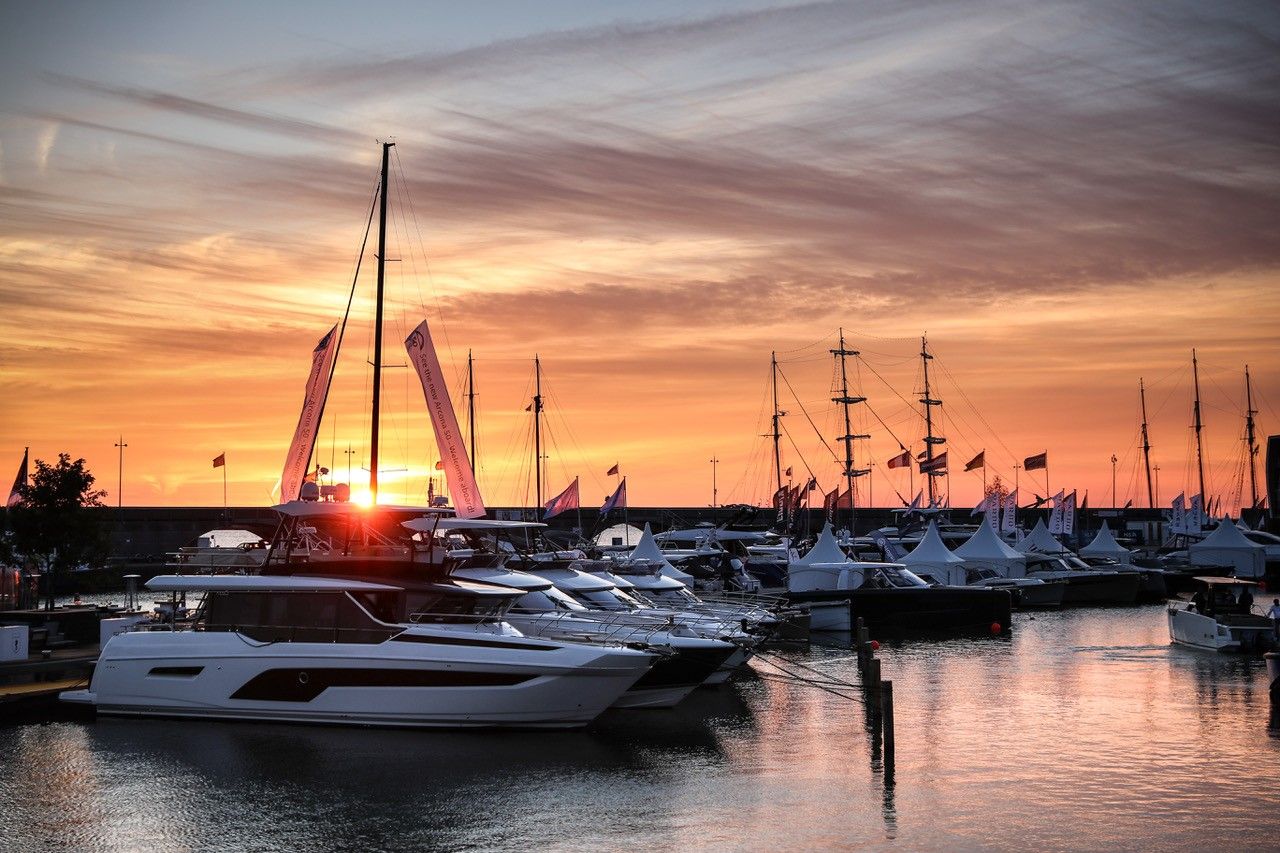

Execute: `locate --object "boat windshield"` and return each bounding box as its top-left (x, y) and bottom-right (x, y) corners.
top-left (574, 589), bottom-right (645, 612)
top-left (868, 565), bottom-right (931, 589)
top-left (511, 588), bottom-right (586, 614)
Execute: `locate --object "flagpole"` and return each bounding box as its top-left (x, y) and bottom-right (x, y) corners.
top-left (222, 453), bottom-right (228, 523)
top-left (575, 476), bottom-right (583, 541)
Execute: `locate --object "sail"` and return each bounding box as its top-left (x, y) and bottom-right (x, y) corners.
top-left (405, 319), bottom-right (486, 519)
top-left (280, 325), bottom-right (339, 503)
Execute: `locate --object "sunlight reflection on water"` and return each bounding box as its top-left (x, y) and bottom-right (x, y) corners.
top-left (2, 604), bottom-right (1277, 852)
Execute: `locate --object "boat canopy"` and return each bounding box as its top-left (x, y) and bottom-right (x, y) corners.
top-left (146, 575), bottom-right (402, 593)
top-left (1192, 576), bottom-right (1260, 586)
top-left (1016, 519), bottom-right (1070, 555)
top-left (450, 566), bottom-right (553, 591)
top-left (272, 501), bottom-right (446, 518)
top-left (1189, 521), bottom-right (1266, 579)
top-left (403, 518), bottom-right (546, 533)
top-left (795, 523), bottom-right (849, 566)
top-left (1080, 522), bottom-right (1132, 564)
top-left (954, 521), bottom-right (1026, 576)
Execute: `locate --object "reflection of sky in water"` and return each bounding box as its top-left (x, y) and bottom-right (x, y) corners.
top-left (2, 605), bottom-right (1277, 851)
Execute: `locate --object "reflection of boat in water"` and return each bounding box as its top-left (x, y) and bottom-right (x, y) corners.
top-left (1167, 577), bottom-right (1274, 653)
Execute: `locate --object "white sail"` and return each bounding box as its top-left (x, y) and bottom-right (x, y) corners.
top-left (405, 319), bottom-right (486, 519)
top-left (280, 324), bottom-right (339, 503)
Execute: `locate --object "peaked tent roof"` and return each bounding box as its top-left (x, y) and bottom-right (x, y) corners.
top-left (627, 523), bottom-right (695, 584)
top-left (1080, 521), bottom-right (1130, 558)
top-left (954, 519), bottom-right (1025, 561)
top-left (1190, 519), bottom-right (1264, 552)
top-left (797, 522), bottom-right (849, 566)
top-left (1016, 518), bottom-right (1069, 554)
top-left (900, 521), bottom-right (965, 566)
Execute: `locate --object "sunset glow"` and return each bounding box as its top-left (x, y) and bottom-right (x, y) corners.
top-left (1, 1), bottom-right (1277, 512)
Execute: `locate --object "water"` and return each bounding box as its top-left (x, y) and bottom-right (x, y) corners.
top-left (3, 605), bottom-right (1277, 852)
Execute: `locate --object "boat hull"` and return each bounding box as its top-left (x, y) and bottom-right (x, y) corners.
top-left (64, 629), bottom-right (652, 729)
top-left (786, 587), bottom-right (1012, 634)
top-left (1167, 607), bottom-right (1275, 653)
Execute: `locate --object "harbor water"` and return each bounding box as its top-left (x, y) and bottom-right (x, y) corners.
top-left (2, 603), bottom-right (1277, 851)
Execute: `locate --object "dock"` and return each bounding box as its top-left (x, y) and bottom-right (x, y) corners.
top-left (0, 646), bottom-right (98, 718)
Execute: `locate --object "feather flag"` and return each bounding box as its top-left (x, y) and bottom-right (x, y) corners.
top-left (1001, 489), bottom-right (1018, 533)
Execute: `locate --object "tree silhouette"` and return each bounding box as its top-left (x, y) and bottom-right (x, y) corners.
top-left (2, 454), bottom-right (107, 610)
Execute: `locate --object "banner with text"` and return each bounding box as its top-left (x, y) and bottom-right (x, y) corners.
top-left (280, 325), bottom-right (339, 503)
top-left (406, 320), bottom-right (486, 519)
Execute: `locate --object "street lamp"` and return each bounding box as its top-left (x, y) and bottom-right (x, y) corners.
top-left (114, 435), bottom-right (128, 509)
top-left (1110, 454), bottom-right (1118, 509)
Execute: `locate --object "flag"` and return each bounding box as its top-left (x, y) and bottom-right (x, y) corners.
top-left (606, 463), bottom-right (619, 476)
top-left (1063, 491), bottom-right (1077, 536)
top-left (280, 324), bottom-right (340, 503)
top-left (601, 478), bottom-right (627, 514)
top-left (806, 476), bottom-right (818, 491)
top-left (7, 448), bottom-right (28, 507)
top-left (524, 403), bottom-right (533, 412)
top-left (887, 449), bottom-right (911, 469)
top-left (212, 453), bottom-right (225, 469)
top-left (543, 477), bottom-right (580, 520)
top-left (906, 491), bottom-right (923, 512)
top-left (964, 451), bottom-right (985, 471)
top-left (822, 486), bottom-right (839, 518)
top-left (920, 452), bottom-right (948, 473)
top-left (1001, 489), bottom-right (1018, 533)
top-left (1079, 491), bottom-right (1088, 512)
top-left (1048, 490), bottom-right (1066, 534)
top-left (784, 466), bottom-right (793, 478)
top-left (1123, 498), bottom-right (1132, 509)
top-left (1170, 492), bottom-right (1186, 533)
top-left (1189, 494), bottom-right (1204, 533)
top-left (405, 319), bottom-right (486, 519)
top-left (916, 449), bottom-right (928, 461)
top-left (1024, 451), bottom-right (1047, 471)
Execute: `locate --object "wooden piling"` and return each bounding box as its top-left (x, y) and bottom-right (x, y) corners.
top-left (881, 680), bottom-right (895, 772)
top-left (867, 657), bottom-right (881, 697)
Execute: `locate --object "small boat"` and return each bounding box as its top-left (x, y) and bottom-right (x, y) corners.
top-left (1167, 577), bottom-right (1274, 653)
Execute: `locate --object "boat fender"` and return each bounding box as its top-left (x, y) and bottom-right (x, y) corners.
top-left (990, 622), bottom-right (1002, 635)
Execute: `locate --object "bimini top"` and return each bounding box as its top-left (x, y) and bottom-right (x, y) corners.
top-left (145, 575), bottom-right (402, 593)
top-left (403, 518), bottom-right (546, 533)
top-left (1192, 576), bottom-right (1260, 586)
top-left (272, 500), bottom-right (447, 518)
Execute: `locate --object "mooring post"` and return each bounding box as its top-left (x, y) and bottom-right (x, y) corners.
top-left (867, 656), bottom-right (882, 698)
top-left (857, 621), bottom-right (869, 671)
top-left (881, 679), bottom-right (895, 772)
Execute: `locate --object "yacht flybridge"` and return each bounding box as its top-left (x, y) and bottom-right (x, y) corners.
top-left (61, 575), bottom-right (656, 728)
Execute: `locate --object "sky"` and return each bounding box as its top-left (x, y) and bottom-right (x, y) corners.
top-left (1, 0), bottom-right (1278, 513)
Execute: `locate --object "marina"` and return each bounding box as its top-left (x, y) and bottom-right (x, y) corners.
top-left (3, 1), bottom-right (1280, 850)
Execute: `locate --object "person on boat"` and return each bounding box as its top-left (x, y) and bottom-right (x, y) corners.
top-left (1238, 586), bottom-right (1253, 613)
top-left (1189, 590), bottom-right (1206, 614)
top-left (1268, 598), bottom-right (1280, 638)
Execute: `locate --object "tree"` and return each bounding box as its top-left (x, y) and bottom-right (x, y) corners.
top-left (984, 475), bottom-right (1010, 503)
top-left (3, 454), bottom-right (108, 610)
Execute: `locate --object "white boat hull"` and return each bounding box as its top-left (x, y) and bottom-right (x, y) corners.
top-left (1167, 606), bottom-right (1272, 653)
top-left (64, 629), bottom-right (652, 729)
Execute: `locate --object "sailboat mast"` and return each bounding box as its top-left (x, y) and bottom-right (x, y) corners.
top-left (831, 329), bottom-right (864, 534)
top-left (1245, 364), bottom-right (1259, 510)
top-left (1139, 378), bottom-right (1154, 508)
top-left (1192, 348), bottom-right (1206, 502)
top-left (467, 350), bottom-right (477, 472)
top-left (920, 336), bottom-right (942, 506)
top-left (369, 141), bottom-right (393, 504)
top-left (533, 355), bottom-right (543, 510)
top-left (771, 352), bottom-right (783, 499)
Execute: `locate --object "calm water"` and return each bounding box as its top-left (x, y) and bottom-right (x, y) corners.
top-left (3, 605), bottom-right (1277, 852)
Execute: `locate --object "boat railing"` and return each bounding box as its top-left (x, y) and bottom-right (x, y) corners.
top-left (513, 609), bottom-right (684, 646)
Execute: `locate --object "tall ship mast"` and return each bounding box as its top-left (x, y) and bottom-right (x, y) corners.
top-left (1140, 378), bottom-right (1154, 508)
top-left (532, 355), bottom-right (544, 511)
top-left (1245, 364), bottom-right (1259, 510)
top-left (1191, 348), bottom-right (1207, 503)
top-left (467, 349), bottom-right (477, 473)
top-left (831, 329), bottom-right (867, 534)
top-left (771, 351), bottom-right (784, 507)
top-left (919, 336), bottom-right (945, 506)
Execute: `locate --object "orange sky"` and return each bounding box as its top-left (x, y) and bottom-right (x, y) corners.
top-left (1, 1), bottom-right (1278, 512)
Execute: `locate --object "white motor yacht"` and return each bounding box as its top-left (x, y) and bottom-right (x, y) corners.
top-left (61, 574), bottom-right (656, 728)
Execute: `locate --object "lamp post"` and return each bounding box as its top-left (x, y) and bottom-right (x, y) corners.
top-left (710, 456), bottom-right (719, 512)
top-left (114, 436), bottom-right (127, 509)
top-left (1111, 454), bottom-right (1118, 509)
